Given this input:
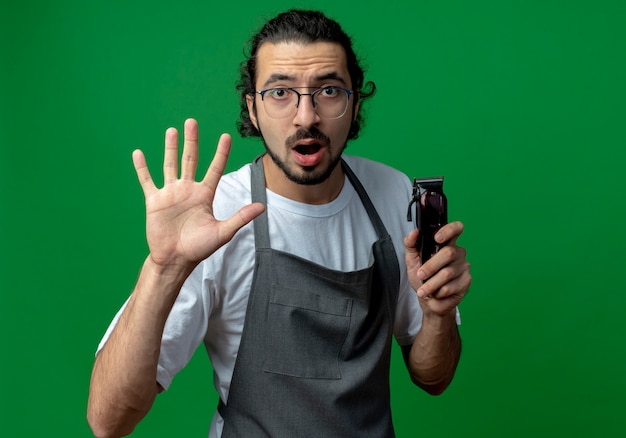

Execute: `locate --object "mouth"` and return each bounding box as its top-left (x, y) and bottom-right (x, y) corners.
top-left (291, 139), bottom-right (325, 167)
top-left (294, 142), bottom-right (322, 156)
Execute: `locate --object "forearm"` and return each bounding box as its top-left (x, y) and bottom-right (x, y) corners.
top-left (87, 257), bottom-right (194, 437)
top-left (404, 310), bottom-right (461, 395)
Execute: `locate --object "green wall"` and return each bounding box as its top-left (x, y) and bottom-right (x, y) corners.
top-left (2, 0), bottom-right (624, 436)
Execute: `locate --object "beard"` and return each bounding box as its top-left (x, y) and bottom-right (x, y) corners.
top-left (262, 126), bottom-right (346, 186)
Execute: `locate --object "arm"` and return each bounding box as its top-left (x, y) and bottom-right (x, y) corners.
top-left (402, 222), bottom-right (471, 395)
top-left (87, 258), bottom-right (187, 437)
top-left (87, 119), bottom-right (264, 437)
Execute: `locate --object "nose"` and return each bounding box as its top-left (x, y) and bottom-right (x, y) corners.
top-left (293, 94), bottom-right (320, 128)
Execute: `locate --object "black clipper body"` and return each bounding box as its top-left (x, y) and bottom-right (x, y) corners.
top-left (407, 177), bottom-right (448, 263)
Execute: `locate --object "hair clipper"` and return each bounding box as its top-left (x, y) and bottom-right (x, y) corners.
top-left (407, 177), bottom-right (448, 263)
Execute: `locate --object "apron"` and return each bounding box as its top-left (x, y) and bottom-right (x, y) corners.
top-left (219, 156), bottom-right (400, 437)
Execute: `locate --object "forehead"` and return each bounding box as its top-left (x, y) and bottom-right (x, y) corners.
top-left (255, 41), bottom-right (350, 88)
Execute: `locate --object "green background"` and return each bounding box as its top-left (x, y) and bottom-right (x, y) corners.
top-left (1, 0), bottom-right (624, 436)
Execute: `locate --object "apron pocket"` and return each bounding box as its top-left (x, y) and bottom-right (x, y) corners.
top-left (264, 285), bottom-right (352, 379)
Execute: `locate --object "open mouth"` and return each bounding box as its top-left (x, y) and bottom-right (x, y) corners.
top-left (294, 143), bottom-right (322, 155)
top-left (291, 140), bottom-right (325, 167)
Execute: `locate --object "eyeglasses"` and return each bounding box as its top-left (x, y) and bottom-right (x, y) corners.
top-left (256, 86), bottom-right (353, 119)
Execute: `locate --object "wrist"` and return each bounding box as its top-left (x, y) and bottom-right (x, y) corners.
top-left (145, 254), bottom-right (196, 280)
top-left (421, 308), bottom-right (457, 331)
top-left (133, 256), bottom-right (196, 306)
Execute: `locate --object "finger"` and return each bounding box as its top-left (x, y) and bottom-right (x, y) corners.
top-left (421, 272), bottom-right (471, 312)
top-left (404, 229), bottom-right (422, 272)
top-left (417, 245), bottom-right (452, 281)
top-left (218, 202), bottom-right (266, 243)
top-left (403, 229), bottom-right (420, 255)
top-left (417, 256), bottom-right (470, 299)
top-left (417, 244), bottom-right (466, 282)
top-left (163, 127), bottom-right (179, 183)
top-left (181, 118), bottom-right (199, 180)
top-left (417, 267), bottom-right (465, 298)
top-left (132, 149), bottom-right (157, 197)
top-left (435, 221), bottom-right (464, 246)
top-left (202, 133), bottom-right (232, 189)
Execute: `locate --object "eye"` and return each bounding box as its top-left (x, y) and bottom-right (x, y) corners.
top-left (265, 88), bottom-right (292, 100)
top-left (319, 86), bottom-right (341, 98)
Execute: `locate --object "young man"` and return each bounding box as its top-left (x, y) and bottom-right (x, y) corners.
top-left (88, 9), bottom-right (471, 437)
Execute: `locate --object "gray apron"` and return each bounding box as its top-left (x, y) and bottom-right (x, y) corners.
top-left (219, 156), bottom-right (400, 437)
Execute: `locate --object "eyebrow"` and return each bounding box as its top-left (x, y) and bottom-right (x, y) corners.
top-left (262, 72), bottom-right (348, 88)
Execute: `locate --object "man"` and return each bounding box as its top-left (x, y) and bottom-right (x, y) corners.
top-left (88, 9), bottom-right (471, 437)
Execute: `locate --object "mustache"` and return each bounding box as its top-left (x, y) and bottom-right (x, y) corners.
top-left (285, 127), bottom-right (331, 148)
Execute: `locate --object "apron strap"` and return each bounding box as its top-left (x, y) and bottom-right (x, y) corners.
top-left (341, 159), bottom-right (389, 240)
top-left (250, 155), bottom-right (270, 248)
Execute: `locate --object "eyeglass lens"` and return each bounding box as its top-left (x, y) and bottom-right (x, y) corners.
top-left (260, 87), bottom-right (350, 119)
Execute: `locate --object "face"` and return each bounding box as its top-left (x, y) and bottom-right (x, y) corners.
top-left (247, 41), bottom-right (359, 198)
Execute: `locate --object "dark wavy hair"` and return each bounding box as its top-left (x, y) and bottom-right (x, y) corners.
top-left (236, 9), bottom-right (376, 140)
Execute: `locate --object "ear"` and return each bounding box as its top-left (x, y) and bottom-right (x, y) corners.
top-left (246, 94), bottom-right (259, 130)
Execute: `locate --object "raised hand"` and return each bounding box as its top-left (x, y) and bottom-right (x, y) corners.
top-left (132, 118), bottom-right (265, 270)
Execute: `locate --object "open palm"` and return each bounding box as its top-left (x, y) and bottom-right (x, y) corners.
top-left (133, 119), bottom-right (264, 269)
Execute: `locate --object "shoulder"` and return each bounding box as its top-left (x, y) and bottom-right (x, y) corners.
top-left (342, 154), bottom-right (414, 240)
top-left (342, 155), bottom-right (412, 202)
top-left (343, 155), bottom-right (411, 187)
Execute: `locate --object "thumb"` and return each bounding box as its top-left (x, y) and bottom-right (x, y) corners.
top-left (404, 229), bottom-right (422, 267)
top-left (404, 229), bottom-right (420, 255)
top-left (219, 202), bottom-right (266, 244)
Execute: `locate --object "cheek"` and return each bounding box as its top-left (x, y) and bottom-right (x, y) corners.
top-left (330, 119), bottom-right (353, 145)
top-left (257, 118), bottom-right (285, 147)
